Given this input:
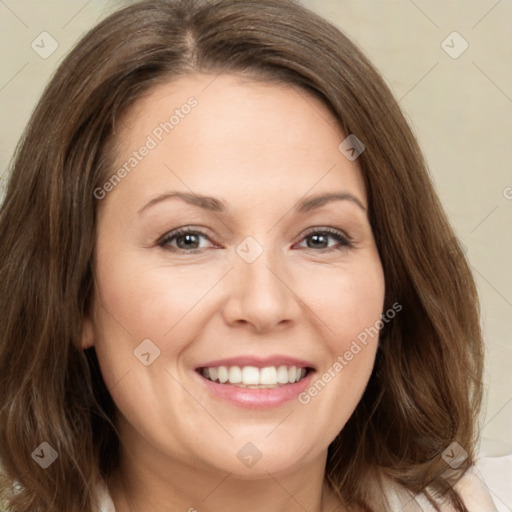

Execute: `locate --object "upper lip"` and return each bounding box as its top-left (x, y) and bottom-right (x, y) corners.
top-left (195, 355), bottom-right (316, 370)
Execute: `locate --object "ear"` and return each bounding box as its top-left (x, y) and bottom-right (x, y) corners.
top-left (81, 315), bottom-right (95, 350)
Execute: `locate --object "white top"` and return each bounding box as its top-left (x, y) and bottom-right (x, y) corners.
top-left (93, 464), bottom-right (500, 512)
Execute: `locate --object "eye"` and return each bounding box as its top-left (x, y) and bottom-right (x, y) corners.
top-left (296, 228), bottom-right (353, 253)
top-left (157, 226), bottom-right (353, 254)
top-left (158, 227), bottom-right (213, 253)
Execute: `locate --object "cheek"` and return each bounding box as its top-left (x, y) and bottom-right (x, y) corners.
top-left (93, 247), bottom-right (210, 338)
top-left (91, 252), bottom-right (221, 391)
top-left (296, 262), bottom-right (384, 429)
top-left (299, 257), bottom-right (385, 347)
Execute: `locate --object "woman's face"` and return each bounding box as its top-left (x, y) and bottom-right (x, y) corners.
top-left (84, 73), bottom-right (385, 478)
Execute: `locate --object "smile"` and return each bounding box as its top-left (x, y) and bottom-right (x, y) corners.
top-left (198, 365), bottom-right (310, 388)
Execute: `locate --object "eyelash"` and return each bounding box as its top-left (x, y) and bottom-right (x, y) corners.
top-left (157, 226), bottom-right (353, 254)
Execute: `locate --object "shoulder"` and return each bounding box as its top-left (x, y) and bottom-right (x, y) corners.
top-left (94, 479), bottom-right (116, 512)
top-left (383, 465), bottom-right (498, 511)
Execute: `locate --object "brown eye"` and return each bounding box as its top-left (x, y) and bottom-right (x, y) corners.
top-left (297, 228), bottom-right (352, 252)
top-left (158, 228), bottom-right (212, 252)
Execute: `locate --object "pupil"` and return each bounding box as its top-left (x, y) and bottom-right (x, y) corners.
top-left (178, 234), bottom-right (198, 249)
top-left (310, 234), bottom-right (327, 248)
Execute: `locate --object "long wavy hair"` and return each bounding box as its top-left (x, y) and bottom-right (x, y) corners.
top-left (0, 0), bottom-right (483, 510)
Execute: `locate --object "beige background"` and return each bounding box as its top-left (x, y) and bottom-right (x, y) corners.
top-left (0, 0), bottom-right (510, 461)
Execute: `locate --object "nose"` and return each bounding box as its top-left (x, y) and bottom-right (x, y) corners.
top-left (221, 240), bottom-right (302, 333)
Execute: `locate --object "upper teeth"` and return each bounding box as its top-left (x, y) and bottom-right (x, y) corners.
top-left (201, 365), bottom-right (307, 387)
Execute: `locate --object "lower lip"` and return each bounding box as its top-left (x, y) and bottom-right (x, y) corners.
top-left (194, 370), bottom-right (315, 409)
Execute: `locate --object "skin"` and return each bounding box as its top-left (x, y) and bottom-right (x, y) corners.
top-left (82, 73), bottom-right (385, 512)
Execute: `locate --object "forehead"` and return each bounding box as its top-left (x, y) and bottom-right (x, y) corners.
top-left (105, 73), bottom-right (367, 213)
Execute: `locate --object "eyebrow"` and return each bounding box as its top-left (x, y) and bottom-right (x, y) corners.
top-left (137, 191), bottom-right (367, 216)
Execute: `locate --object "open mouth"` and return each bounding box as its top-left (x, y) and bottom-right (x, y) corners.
top-left (196, 365), bottom-right (313, 389)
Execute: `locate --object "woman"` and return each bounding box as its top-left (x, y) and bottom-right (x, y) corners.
top-left (0, 0), bottom-right (496, 510)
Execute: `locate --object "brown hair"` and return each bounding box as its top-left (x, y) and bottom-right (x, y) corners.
top-left (0, 0), bottom-right (483, 510)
